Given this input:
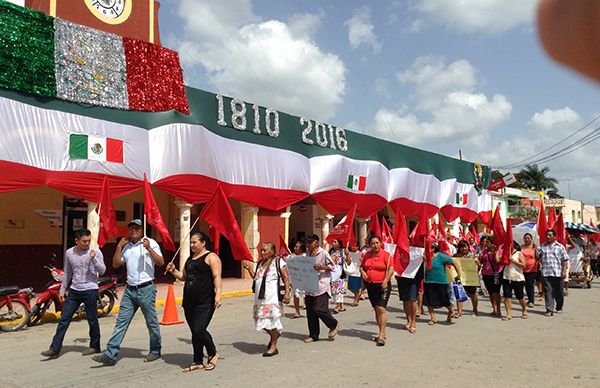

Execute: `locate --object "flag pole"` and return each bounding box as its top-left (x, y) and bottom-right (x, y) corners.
top-left (163, 215), bottom-right (201, 275)
top-left (94, 202), bottom-right (101, 251)
top-left (143, 214), bottom-right (147, 271)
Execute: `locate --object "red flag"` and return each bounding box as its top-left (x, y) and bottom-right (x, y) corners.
top-left (143, 174), bottom-right (175, 251)
top-left (392, 207), bottom-right (410, 274)
top-left (381, 217), bottom-right (393, 243)
top-left (200, 185), bottom-right (253, 261)
top-left (369, 214), bottom-right (381, 238)
top-left (548, 207), bottom-right (557, 229)
top-left (95, 176), bottom-right (118, 248)
top-left (326, 205), bottom-right (357, 246)
top-left (491, 204), bottom-right (505, 247)
top-left (537, 201), bottom-right (548, 244)
top-left (279, 234), bottom-right (292, 258)
top-left (469, 224), bottom-right (480, 245)
top-left (502, 218), bottom-right (513, 265)
top-left (209, 226), bottom-right (220, 254)
top-left (554, 213), bottom-right (567, 247)
top-left (437, 222), bottom-right (451, 256)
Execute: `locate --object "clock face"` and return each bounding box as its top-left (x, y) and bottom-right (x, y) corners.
top-left (85, 0), bottom-right (132, 24)
top-left (88, 0), bottom-right (125, 18)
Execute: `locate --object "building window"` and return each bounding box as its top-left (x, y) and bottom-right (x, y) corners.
top-left (572, 210), bottom-right (576, 222)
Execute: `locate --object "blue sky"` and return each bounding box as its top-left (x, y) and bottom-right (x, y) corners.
top-left (157, 0), bottom-right (600, 205)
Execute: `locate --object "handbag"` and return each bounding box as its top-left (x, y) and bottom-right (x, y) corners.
top-left (452, 281), bottom-right (468, 302)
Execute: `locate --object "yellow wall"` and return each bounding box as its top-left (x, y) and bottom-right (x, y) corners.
top-left (0, 187), bottom-right (63, 244)
top-left (0, 186), bottom-right (180, 246)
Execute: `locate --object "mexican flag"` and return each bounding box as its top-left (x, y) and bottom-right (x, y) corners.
top-left (347, 174), bottom-right (367, 192)
top-left (0, 1), bottom-right (188, 114)
top-left (69, 134), bottom-right (123, 163)
top-left (455, 193), bottom-right (468, 205)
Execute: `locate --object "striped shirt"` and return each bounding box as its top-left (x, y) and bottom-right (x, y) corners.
top-left (536, 242), bottom-right (569, 277)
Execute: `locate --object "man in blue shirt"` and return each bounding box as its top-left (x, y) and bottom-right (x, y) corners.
top-left (41, 228), bottom-right (106, 358)
top-left (93, 219), bottom-right (164, 366)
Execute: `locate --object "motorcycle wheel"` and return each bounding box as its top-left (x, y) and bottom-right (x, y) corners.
top-left (97, 290), bottom-right (116, 318)
top-left (27, 301), bottom-right (50, 326)
top-left (0, 301), bottom-right (30, 332)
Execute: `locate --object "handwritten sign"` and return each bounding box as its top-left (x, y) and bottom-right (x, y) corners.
top-left (286, 255), bottom-right (319, 293)
top-left (447, 258), bottom-right (480, 287)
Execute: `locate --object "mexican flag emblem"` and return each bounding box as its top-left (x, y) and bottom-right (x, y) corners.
top-left (347, 174), bottom-right (367, 192)
top-left (455, 193), bottom-right (468, 205)
top-left (69, 134), bottom-right (124, 163)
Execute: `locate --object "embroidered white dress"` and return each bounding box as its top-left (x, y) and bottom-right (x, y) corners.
top-left (253, 259), bottom-right (286, 332)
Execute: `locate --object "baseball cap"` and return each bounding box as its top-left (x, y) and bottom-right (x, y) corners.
top-left (127, 219), bottom-right (142, 227)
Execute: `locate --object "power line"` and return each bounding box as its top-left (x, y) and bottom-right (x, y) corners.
top-left (497, 114), bottom-right (600, 169)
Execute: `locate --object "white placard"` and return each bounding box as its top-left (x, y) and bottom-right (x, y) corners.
top-left (286, 255), bottom-right (319, 293)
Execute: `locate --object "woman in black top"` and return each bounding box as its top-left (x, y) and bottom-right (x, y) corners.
top-left (166, 232), bottom-right (222, 372)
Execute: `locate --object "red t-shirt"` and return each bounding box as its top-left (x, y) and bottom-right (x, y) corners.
top-left (522, 247), bottom-right (537, 273)
top-left (361, 249), bottom-right (392, 283)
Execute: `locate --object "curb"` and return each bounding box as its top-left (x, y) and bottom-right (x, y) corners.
top-left (36, 289), bottom-right (253, 324)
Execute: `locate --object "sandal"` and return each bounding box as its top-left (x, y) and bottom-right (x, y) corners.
top-left (408, 327), bottom-right (416, 334)
top-left (291, 314), bottom-right (301, 319)
top-left (182, 363), bottom-right (204, 373)
top-left (205, 354), bottom-right (218, 371)
top-left (338, 307), bottom-right (347, 312)
top-left (521, 314), bottom-right (528, 319)
top-left (427, 320), bottom-right (437, 326)
top-left (351, 302), bottom-right (359, 307)
top-left (375, 338), bottom-right (385, 346)
top-left (501, 316), bottom-right (512, 321)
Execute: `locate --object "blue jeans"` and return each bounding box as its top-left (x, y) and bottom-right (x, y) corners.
top-left (104, 284), bottom-right (161, 361)
top-left (50, 289), bottom-right (100, 353)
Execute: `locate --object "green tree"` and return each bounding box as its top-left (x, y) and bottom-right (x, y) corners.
top-left (515, 164), bottom-right (559, 193)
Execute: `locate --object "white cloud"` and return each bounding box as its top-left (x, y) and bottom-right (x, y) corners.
top-left (173, 0), bottom-right (346, 121)
top-left (368, 56), bottom-right (511, 147)
top-left (287, 11), bottom-right (323, 40)
top-left (528, 107), bottom-right (581, 129)
top-left (471, 107), bottom-right (600, 203)
top-left (344, 6), bottom-right (382, 53)
top-left (414, 0), bottom-right (537, 34)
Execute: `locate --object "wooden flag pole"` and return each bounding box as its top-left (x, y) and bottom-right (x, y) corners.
top-left (163, 215), bottom-right (201, 275)
top-left (94, 202), bottom-right (101, 251)
top-left (143, 214), bottom-right (147, 271)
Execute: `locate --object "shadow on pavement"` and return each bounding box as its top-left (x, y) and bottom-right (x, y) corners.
top-left (231, 341), bottom-right (266, 355)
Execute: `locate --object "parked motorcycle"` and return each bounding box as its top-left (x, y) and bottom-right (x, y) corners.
top-left (27, 257), bottom-right (118, 326)
top-left (0, 286), bottom-right (34, 332)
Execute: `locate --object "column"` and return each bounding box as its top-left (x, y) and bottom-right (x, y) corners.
top-left (175, 200), bottom-right (193, 271)
top-left (86, 201), bottom-right (100, 247)
top-left (320, 214), bottom-right (334, 249)
top-left (241, 204), bottom-right (260, 278)
top-left (280, 206), bottom-right (292, 245)
top-left (356, 216), bottom-right (368, 249)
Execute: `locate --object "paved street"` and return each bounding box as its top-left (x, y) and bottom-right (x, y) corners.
top-left (1, 283), bottom-right (600, 388)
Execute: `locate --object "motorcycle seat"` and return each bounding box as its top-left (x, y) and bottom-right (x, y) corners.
top-left (98, 277), bottom-right (113, 287)
top-left (0, 286), bottom-right (20, 296)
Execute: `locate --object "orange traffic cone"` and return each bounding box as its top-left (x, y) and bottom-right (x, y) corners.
top-left (160, 284), bottom-right (184, 325)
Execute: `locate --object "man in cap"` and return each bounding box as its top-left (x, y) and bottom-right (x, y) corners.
top-left (303, 234), bottom-right (339, 343)
top-left (92, 219), bottom-right (164, 366)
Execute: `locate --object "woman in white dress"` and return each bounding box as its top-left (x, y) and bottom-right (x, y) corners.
top-left (243, 242), bottom-right (290, 357)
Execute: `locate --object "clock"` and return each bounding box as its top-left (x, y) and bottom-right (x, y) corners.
top-left (84, 0), bottom-right (132, 25)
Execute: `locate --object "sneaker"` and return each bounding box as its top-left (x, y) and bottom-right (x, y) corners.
top-left (144, 353), bottom-right (161, 362)
top-left (40, 349), bottom-right (59, 359)
top-left (91, 354), bottom-right (116, 366)
top-left (555, 309), bottom-right (562, 314)
top-left (328, 323), bottom-right (340, 341)
top-left (526, 302), bottom-right (534, 308)
top-left (544, 311), bottom-right (553, 317)
top-left (82, 348), bottom-right (101, 356)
